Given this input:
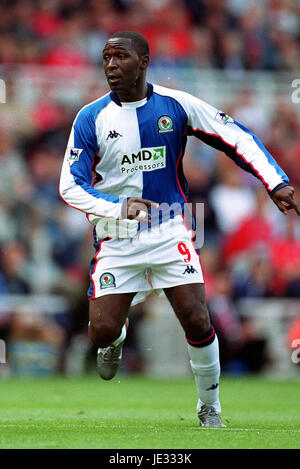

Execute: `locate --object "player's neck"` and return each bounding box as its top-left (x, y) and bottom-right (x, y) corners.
top-left (115, 80), bottom-right (148, 103)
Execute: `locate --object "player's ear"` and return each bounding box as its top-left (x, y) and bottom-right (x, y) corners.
top-left (140, 54), bottom-right (150, 69)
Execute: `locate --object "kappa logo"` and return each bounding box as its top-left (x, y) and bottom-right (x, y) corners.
top-left (157, 115), bottom-right (174, 133)
top-left (66, 147), bottom-right (83, 166)
top-left (182, 265), bottom-right (198, 275)
top-left (100, 272), bottom-right (116, 289)
top-left (120, 146), bottom-right (166, 174)
top-left (215, 110), bottom-right (234, 125)
top-left (106, 130), bottom-right (122, 140)
top-left (206, 383), bottom-right (219, 391)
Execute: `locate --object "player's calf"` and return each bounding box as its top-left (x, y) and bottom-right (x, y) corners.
top-left (89, 320), bottom-right (121, 348)
top-left (89, 293), bottom-right (133, 347)
top-left (97, 318), bottom-right (129, 380)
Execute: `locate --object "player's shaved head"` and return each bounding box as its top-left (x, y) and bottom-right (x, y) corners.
top-left (108, 31), bottom-right (150, 57)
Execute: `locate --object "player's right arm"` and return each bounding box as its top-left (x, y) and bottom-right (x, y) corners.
top-left (168, 87), bottom-right (299, 215)
top-left (59, 106), bottom-right (123, 220)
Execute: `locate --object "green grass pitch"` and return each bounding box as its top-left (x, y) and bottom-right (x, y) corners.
top-left (0, 374), bottom-right (299, 449)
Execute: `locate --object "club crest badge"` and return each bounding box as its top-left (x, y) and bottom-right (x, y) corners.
top-left (157, 115), bottom-right (174, 133)
top-left (100, 272), bottom-right (116, 289)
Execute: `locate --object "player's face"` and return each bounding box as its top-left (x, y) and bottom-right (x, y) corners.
top-left (102, 38), bottom-right (146, 92)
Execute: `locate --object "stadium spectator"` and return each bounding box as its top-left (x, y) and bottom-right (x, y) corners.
top-left (0, 241), bottom-right (31, 295)
top-left (209, 164), bottom-right (257, 234)
top-left (232, 257), bottom-right (274, 299)
top-left (269, 215), bottom-right (300, 297)
top-left (228, 87), bottom-right (268, 139)
top-left (208, 268), bottom-right (268, 373)
top-left (0, 121), bottom-right (31, 206)
top-left (221, 188), bottom-right (273, 264)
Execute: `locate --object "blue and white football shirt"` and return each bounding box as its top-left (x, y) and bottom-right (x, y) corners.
top-left (59, 83), bottom-right (289, 225)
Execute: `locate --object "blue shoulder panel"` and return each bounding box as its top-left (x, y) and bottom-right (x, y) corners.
top-left (70, 94), bottom-right (119, 204)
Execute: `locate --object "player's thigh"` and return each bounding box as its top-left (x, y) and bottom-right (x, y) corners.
top-left (164, 283), bottom-right (210, 334)
top-left (149, 221), bottom-right (204, 291)
top-left (89, 292), bottom-right (135, 330)
top-left (88, 236), bottom-right (151, 300)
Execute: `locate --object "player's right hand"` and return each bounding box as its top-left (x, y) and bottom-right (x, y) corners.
top-left (124, 197), bottom-right (159, 222)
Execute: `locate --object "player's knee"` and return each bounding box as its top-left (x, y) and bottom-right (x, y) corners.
top-left (181, 302), bottom-right (211, 337)
top-left (89, 320), bottom-right (120, 348)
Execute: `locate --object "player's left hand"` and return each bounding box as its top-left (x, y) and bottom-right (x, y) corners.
top-left (271, 185), bottom-right (300, 216)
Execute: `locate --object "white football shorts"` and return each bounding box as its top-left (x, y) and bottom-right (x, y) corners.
top-left (88, 215), bottom-right (204, 306)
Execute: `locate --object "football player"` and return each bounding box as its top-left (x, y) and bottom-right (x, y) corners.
top-left (60, 31), bottom-right (299, 427)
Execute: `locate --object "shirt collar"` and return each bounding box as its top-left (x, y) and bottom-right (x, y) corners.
top-left (110, 83), bottom-right (153, 107)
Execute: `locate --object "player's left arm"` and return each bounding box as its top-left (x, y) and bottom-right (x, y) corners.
top-left (177, 91), bottom-right (299, 215)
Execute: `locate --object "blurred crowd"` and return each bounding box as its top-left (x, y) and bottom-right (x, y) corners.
top-left (0, 0), bottom-right (300, 375)
top-left (0, 0), bottom-right (300, 70)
